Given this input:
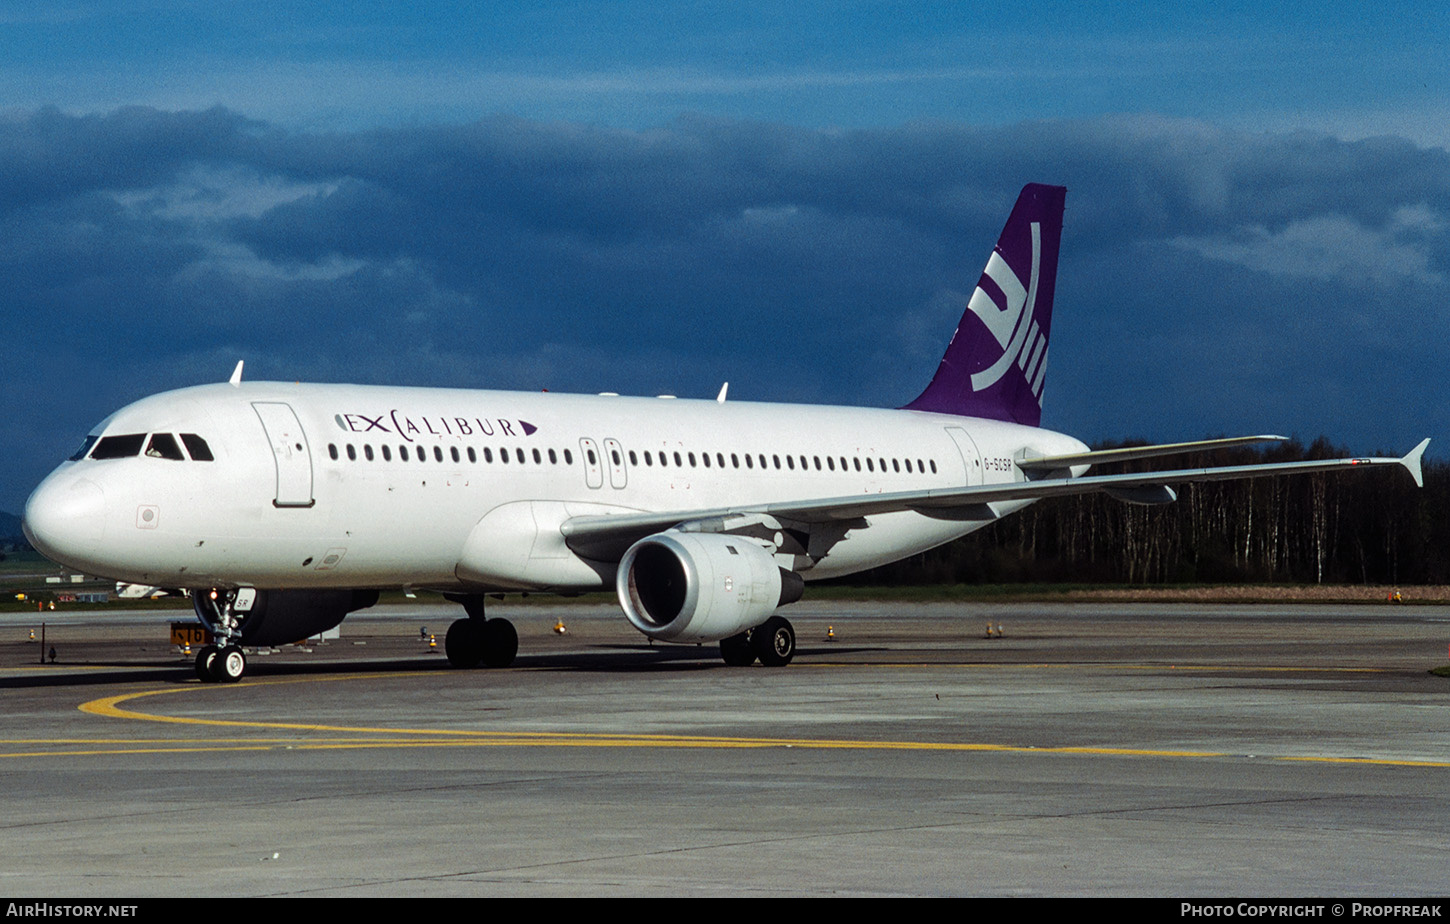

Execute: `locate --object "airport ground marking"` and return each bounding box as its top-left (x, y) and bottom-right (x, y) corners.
top-left (1278, 755), bottom-right (1450, 768)
top-left (801, 661), bottom-right (1387, 674)
top-left (29, 673), bottom-right (1444, 767)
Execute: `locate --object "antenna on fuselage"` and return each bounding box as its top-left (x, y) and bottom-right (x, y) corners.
top-left (716, 382), bottom-right (729, 404)
top-left (229, 360), bottom-right (244, 387)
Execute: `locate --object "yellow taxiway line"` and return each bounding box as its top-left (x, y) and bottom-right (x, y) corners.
top-left (0, 671), bottom-right (1429, 767)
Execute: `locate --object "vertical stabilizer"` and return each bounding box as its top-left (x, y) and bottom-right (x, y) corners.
top-left (904, 183), bottom-right (1066, 426)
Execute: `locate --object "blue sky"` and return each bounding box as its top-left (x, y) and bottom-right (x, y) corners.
top-left (6, 3), bottom-right (1447, 139)
top-left (4, 2), bottom-right (1450, 512)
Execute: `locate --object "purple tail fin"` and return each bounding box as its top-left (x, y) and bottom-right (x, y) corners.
top-left (904, 183), bottom-right (1066, 427)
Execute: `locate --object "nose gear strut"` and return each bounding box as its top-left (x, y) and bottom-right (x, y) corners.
top-left (192, 588), bottom-right (248, 683)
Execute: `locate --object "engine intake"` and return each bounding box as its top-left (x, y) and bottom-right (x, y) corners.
top-left (617, 531), bottom-right (802, 643)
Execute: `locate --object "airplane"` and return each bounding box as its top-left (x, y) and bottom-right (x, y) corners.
top-left (22, 183), bottom-right (1429, 683)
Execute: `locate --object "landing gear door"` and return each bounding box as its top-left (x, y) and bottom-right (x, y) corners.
top-left (253, 402), bottom-right (316, 508)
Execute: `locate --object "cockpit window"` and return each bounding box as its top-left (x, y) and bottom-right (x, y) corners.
top-left (145, 433), bottom-right (185, 460)
top-left (69, 435), bottom-right (99, 461)
top-left (180, 433), bottom-right (214, 461)
top-left (90, 433), bottom-right (147, 459)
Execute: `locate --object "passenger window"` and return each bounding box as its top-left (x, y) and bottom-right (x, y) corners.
top-left (364, 445), bottom-right (375, 461)
top-left (483, 447), bottom-right (493, 462)
top-left (328, 444), bottom-right (339, 461)
top-left (383, 445), bottom-right (392, 461)
top-left (930, 460), bottom-right (937, 474)
top-left (550, 449), bottom-right (558, 464)
top-left (434, 446), bottom-right (444, 462)
top-left (451, 446), bottom-right (461, 463)
top-left (534, 448), bottom-right (542, 464)
top-left (91, 433), bottom-right (146, 459)
top-left (564, 449), bottom-right (573, 465)
top-left (180, 433), bottom-right (214, 461)
top-left (347, 444), bottom-right (357, 461)
top-left (516, 448), bottom-right (525, 463)
top-left (400, 445), bottom-right (409, 461)
top-left (467, 447), bottom-right (476, 463)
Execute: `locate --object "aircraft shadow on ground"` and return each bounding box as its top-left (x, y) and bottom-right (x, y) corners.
top-left (0, 645), bottom-right (883, 687)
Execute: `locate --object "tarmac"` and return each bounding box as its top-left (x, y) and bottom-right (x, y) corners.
top-left (1, 599), bottom-right (1448, 897)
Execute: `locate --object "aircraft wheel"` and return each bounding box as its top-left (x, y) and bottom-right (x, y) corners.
top-left (481, 618), bottom-right (518, 668)
top-left (194, 645), bottom-right (218, 682)
top-left (214, 645), bottom-right (247, 683)
top-left (445, 618), bottom-right (483, 668)
top-left (719, 632), bottom-right (757, 666)
top-left (753, 616), bottom-right (795, 667)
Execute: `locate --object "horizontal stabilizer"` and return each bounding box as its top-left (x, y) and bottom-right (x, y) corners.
top-left (1017, 435), bottom-right (1287, 472)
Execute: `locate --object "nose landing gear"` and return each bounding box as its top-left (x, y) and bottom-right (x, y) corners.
top-left (193, 643), bottom-right (247, 682)
top-left (192, 589), bottom-right (249, 683)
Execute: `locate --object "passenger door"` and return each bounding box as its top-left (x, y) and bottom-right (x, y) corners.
top-left (253, 402), bottom-right (315, 507)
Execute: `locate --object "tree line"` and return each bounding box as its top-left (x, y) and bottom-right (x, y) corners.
top-left (841, 438), bottom-right (1448, 586)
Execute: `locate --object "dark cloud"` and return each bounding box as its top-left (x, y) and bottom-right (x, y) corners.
top-left (5, 107), bottom-right (1448, 511)
top-left (0, 106), bottom-right (262, 212)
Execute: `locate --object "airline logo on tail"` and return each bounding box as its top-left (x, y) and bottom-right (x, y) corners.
top-left (966, 224), bottom-right (1048, 405)
top-left (903, 183), bottom-right (1064, 428)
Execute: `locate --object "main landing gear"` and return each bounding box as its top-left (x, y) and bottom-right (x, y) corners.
top-left (444, 597), bottom-right (518, 669)
top-left (193, 588), bottom-right (247, 683)
top-left (718, 615), bottom-right (796, 667)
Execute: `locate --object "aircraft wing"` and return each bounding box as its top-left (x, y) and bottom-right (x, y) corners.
top-left (560, 439), bottom-right (1429, 561)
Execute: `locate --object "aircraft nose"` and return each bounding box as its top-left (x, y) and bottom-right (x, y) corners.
top-left (23, 474), bottom-right (106, 569)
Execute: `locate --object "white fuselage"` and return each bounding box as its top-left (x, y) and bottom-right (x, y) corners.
top-left (24, 381), bottom-right (1089, 592)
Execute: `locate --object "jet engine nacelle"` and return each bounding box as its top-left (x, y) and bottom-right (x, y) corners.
top-left (616, 531), bottom-right (804, 643)
top-left (192, 588), bottom-right (379, 646)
